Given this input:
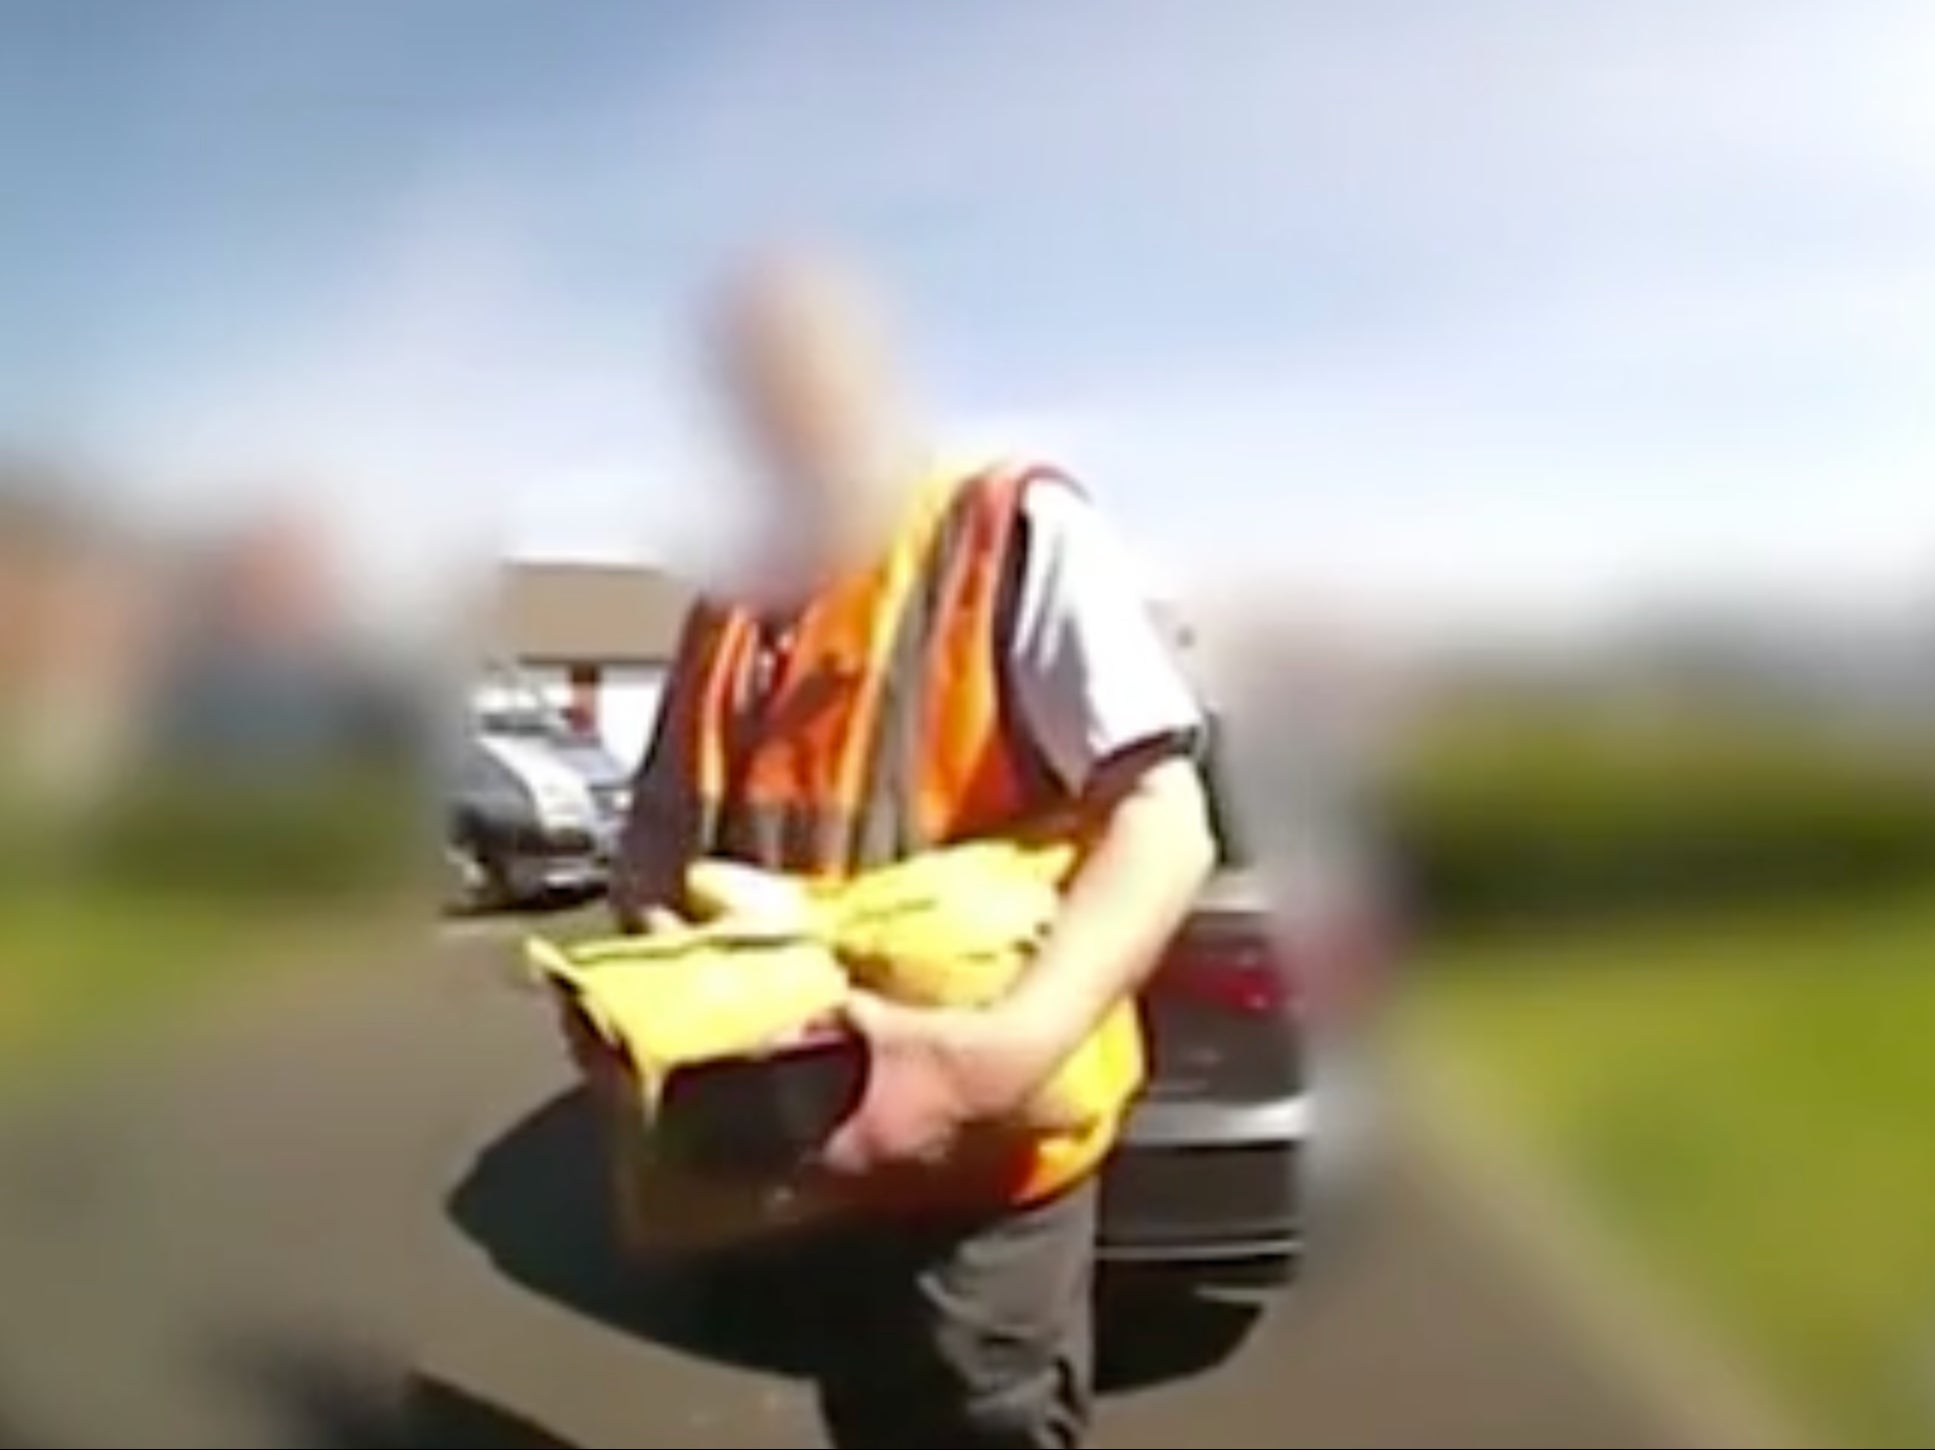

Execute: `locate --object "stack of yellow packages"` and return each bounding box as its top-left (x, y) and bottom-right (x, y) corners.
top-left (526, 839), bottom-right (1114, 1254)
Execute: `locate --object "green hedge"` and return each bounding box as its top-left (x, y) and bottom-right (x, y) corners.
top-left (76, 764), bottom-right (427, 903)
top-left (1386, 708), bottom-right (1935, 922)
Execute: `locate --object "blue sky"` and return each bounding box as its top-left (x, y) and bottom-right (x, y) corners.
top-left (5, 0), bottom-right (1932, 639)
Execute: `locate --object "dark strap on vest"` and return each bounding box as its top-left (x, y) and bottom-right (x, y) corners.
top-left (698, 470), bottom-right (1073, 874)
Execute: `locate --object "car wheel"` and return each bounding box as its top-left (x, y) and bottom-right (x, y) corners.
top-left (446, 833), bottom-right (507, 914)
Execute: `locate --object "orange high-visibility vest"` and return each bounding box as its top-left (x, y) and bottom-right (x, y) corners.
top-left (661, 460), bottom-right (1145, 1207)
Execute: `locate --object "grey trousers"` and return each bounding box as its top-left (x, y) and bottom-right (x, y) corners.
top-left (807, 1180), bottom-right (1098, 1449)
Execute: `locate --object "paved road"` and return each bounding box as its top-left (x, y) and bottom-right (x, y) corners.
top-left (0, 922), bottom-right (1694, 1448)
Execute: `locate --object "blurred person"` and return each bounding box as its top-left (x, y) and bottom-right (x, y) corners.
top-left (585, 251), bottom-right (1215, 1449)
top-left (117, 504), bottom-right (430, 906)
top-left (148, 504), bottom-right (383, 767)
top-left (197, 503), bottom-right (340, 649)
top-left (143, 499), bottom-right (427, 793)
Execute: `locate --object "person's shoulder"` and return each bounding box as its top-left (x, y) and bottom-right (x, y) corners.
top-left (1002, 465), bottom-right (1173, 617)
top-left (950, 456), bottom-right (1092, 529)
top-left (1013, 469), bottom-right (1092, 527)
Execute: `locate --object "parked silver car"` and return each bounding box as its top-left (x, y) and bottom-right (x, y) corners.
top-left (445, 679), bottom-right (632, 911)
top-left (1097, 715), bottom-right (1389, 1283)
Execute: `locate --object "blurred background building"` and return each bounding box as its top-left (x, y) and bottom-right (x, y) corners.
top-left (0, 465), bottom-right (160, 807)
top-left (480, 561), bottom-right (689, 766)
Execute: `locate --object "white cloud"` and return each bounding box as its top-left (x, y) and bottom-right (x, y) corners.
top-left (93, 0), bottom-right (1935, 644)
top-left (103, 171), bottom-right (727, 617)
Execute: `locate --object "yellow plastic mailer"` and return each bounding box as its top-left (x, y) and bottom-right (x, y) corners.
top-left (530, 836), bottom-right (1130, 1130)
top-left (529, 926), bottom-right (851, 1256)
top-left (528, 926), bottom-right (850, 1112)
top-left (524, 837), bottom-right (1136, 1170)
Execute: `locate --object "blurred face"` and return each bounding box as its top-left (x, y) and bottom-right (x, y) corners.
top-left (711, 257), bottom-right (909, 584)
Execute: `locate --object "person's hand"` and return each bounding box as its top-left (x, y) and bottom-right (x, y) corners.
top-left (818, 992), bottom-right (1059, 1176)
top-left (608, 874), bottom-right (681, 935)
top-left (608, 844), bottom-right (681, 935)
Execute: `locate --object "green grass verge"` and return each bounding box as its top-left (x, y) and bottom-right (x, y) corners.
top-left (2, 888), bottom-right (245, 1062)
top-left (0, 883), bottom-right (406, 1090)
top-left (1405, 891), bottom-right (1935, 1447)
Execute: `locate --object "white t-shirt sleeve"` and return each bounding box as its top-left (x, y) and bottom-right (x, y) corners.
top-left (1002, 480), bottom-right (1204, 793)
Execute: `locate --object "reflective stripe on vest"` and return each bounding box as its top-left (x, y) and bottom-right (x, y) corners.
top-left (686, 460), bottom-right (1051, 876)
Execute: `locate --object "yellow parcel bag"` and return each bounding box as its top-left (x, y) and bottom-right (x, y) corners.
top-left (527, 836), bottom-right (1121, 1135)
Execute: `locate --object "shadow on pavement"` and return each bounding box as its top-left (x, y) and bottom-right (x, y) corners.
top-left (216, 1335), bottom-right (578, 1447)
top-left (449, 1088), bottom-right (1263, 1393)
top-left (0, 1352), bottom-right (574, 1449)
top-left (403, 1377), bottom-right (577, 1448)
top-left (0, 1397), bottom-right (50, 1449)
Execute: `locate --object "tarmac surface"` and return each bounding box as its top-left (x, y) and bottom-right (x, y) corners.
top-left (0, 917), bottom-right (1696, 1448)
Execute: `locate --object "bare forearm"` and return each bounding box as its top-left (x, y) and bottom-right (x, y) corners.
top-left (1002, 752), bottom-right (1216, 1058)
